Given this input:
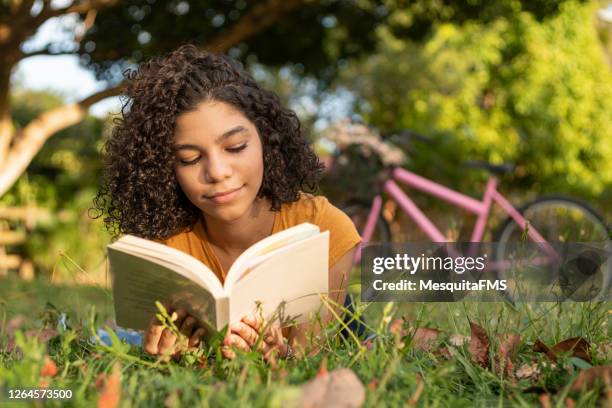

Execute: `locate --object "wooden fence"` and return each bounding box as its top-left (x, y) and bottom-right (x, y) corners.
top-left (0, 206), bottom-right (52, 280)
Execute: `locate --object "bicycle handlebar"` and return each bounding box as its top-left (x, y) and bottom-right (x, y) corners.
top-left (463, 160), bottom-right (515, 175)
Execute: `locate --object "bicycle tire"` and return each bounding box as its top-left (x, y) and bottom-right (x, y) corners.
top-left (493, 194), bottom-right (610, 302)
top-left (341, 202), bottom-right (392, 244)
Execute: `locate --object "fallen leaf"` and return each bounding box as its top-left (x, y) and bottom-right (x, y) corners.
top-left (551, 337), bottom-right (592, 365)
top-left (594, 342), bottom-right (611, 361)
top-left (97, 363), bottom-right (121, 408)
top-left (5, 315), bottom-right (26, 334)
top-left (164, 390), bottom-right (180, 408)
top-left (534, 337), bottom-right (592, 365)
top-left (435, 346), bottom-right (454, 360)
top-left (408, 327), bottom-right (440, 352)
top-left (570, 365), bottom-right (612, 391)
top-left (389, 318), bottom-right (404, 336)
top-left (538, 393), bottom-right (551, 408)
top-left (533, 340), bottom-right (557, 362)
top-left (5, 328), bottom-right (59, 353)
top-left (516, 363), bottom-right (540, 380)
top-left (300, 368), bottom-right (365, 408)
top-left (317, 358), bottom-right (328, 378)
top-left (449, 334), bottom-right (469, 347)
top-left (40, 356), bottom-right (58, 377)
top-left (496, 333), bottom-right (520, 377)
top-left (469, 322), bottom-right (490, 368)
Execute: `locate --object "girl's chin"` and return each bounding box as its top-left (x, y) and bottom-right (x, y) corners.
top-left (201, 204), bottom-right (249, 223)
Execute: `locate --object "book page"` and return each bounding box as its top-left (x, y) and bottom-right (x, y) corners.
top-left (225, 223), bottom-right (320, 287)
top-left (227, 231), bottom-right (329, 327)
top-left (109, 248), bottom-right (218, 331)
top-left (109, 235), bottom-right (224, 296)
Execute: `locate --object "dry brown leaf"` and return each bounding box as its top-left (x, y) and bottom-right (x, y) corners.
top-left (551, 337), bottom-right (592, 365)
top-left (534, 337), bottom-right (592, 365)
top-left (516, 363), bottom-right (540, 380)
top-left (389, 318), bottom-right (404, 336)
top-left (408, 327), bottom-right (440, 352)
top-left (449, 334), bottom-right (469, 347)
top-left (299, 368), bottom-right (365, 408)
top-left (570, 365), bottom-right (612, 391)
top-left (594, 342), bottom-right (612, 361)
top-left (538, 393), bottom-right (552, 408)
top-left (469, 322), bottom-right (490, 368)
top-left (435, 346), bottom-right (454, 360)
top-left (496, 333), bottom-right (520, 377)
top-left (5, 328), bottom-right (59, 353)
top-left (5, 315), bottom-right (26, 334)
top-left (97, 362), bottom-right (121, 408)
top-left (40, 356), bottom-right (58, 377)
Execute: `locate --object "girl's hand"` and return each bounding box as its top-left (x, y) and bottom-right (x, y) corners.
top-left (143, 308), bottom-right (207, 358)
top-left (221, 313), bottom-right (288, 362)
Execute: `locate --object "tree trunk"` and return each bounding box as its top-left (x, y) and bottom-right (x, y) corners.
top-left (0, 57), bottom-right (14, 166)
top-left (0, 85), bottom-right (122, 197)
top-left (0, 0), bottom-right (318, 198)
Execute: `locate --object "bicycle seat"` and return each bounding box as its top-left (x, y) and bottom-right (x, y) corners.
top-left (463, 160), bottom-right (515, 175)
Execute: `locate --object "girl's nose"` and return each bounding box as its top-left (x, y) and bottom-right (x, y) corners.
top-left (204, 154), bottom-right (232, 183)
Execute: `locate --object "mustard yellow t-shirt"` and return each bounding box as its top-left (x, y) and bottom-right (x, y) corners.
top-left (162, 193), bottom-right (361, 284)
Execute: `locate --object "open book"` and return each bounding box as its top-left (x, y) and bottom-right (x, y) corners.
top-left (108, 223), bottom-right (329, 333)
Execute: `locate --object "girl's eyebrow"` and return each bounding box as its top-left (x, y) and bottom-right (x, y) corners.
top-left (174, 126), bottom-right (248, 151)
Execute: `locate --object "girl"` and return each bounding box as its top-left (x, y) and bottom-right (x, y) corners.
top-left (93, 44), bottom-right (362, 361)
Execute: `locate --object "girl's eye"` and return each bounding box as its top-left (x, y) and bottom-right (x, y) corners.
top-left (226, 143), bottom-right (247, 153)
top-left (179, 156), bottom-right (200, 165)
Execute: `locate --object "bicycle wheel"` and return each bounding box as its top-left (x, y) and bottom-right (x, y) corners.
top-left (341, 202), bottom-right (391, 244)
top-left (494, 195), bottom-right (610, 301)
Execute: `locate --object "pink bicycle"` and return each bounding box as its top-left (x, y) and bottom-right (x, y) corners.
top-left (323, 122), bottom-right (610, 270)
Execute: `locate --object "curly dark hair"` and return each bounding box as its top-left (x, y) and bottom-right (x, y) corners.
top-left (91, 44), bottom-right (324, 241)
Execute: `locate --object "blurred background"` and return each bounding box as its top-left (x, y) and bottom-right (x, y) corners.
top-left (0, 0), bottom-right (610, 289)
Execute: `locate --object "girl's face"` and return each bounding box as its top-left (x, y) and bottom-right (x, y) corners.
top-left (173, 100), bottom-right (265, 223)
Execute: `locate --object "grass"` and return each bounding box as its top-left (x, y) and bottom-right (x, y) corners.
top-left (0, 275), bottom-right (610, 407)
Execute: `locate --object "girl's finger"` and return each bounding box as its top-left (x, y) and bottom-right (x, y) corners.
top-left (241, 312), bottom-right (263, 332)
top-left (179, 316), bottom-right (197, 338)
top-left (171, 308), bottom-right (188, 326)
top-left (263, 325), bottom-right (283, 345)
top-left (228, 333), bottom-right (251, 352)
top-left (230, 322), bottom-right (259, 347)
top-left (189, 327), bottom-right (206, 348)
top-left (158, 328), bottom-right (177, 354)
top-left (144, 315), bottom-right (164, 355)
top-left (221, 345), bottom-right (236, 360)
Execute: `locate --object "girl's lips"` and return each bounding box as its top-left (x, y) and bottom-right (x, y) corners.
top-left (205, 186), bottom-right (243, 204)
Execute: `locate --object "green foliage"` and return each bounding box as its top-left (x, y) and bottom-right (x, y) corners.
top-left (339, 1), bottom-right (612, 204)
top-left (0, 277), bottom-right (610, 406)
top-left (77, 0), bottom-right (578, 86)
top-left (1, 89), bottom-right (110, 280)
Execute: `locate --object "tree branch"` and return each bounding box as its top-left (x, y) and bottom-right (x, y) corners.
top-left (19, 46), bottom-right (78, 59)
top-left (206, 0), bottom-right (317, 53)
top-left (0, 83), bottom-right (122, 197)
top-left (40, 0), bottom-right (120, 20)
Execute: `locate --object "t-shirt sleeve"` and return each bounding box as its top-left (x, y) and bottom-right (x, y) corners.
top-left (314, 196), bottom-right (361, 268)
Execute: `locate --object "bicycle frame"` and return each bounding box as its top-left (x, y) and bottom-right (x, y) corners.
top-left (354, 166), bottom-right (558, 264)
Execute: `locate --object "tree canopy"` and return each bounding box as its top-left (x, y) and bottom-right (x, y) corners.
top-left (336, 1), bottom-right (611, 202)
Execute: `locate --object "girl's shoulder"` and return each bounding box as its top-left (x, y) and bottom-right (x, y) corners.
top-left (278, 192), bottom-right (331, 225)
top-left (279, 192), bottom-right (361, 267)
